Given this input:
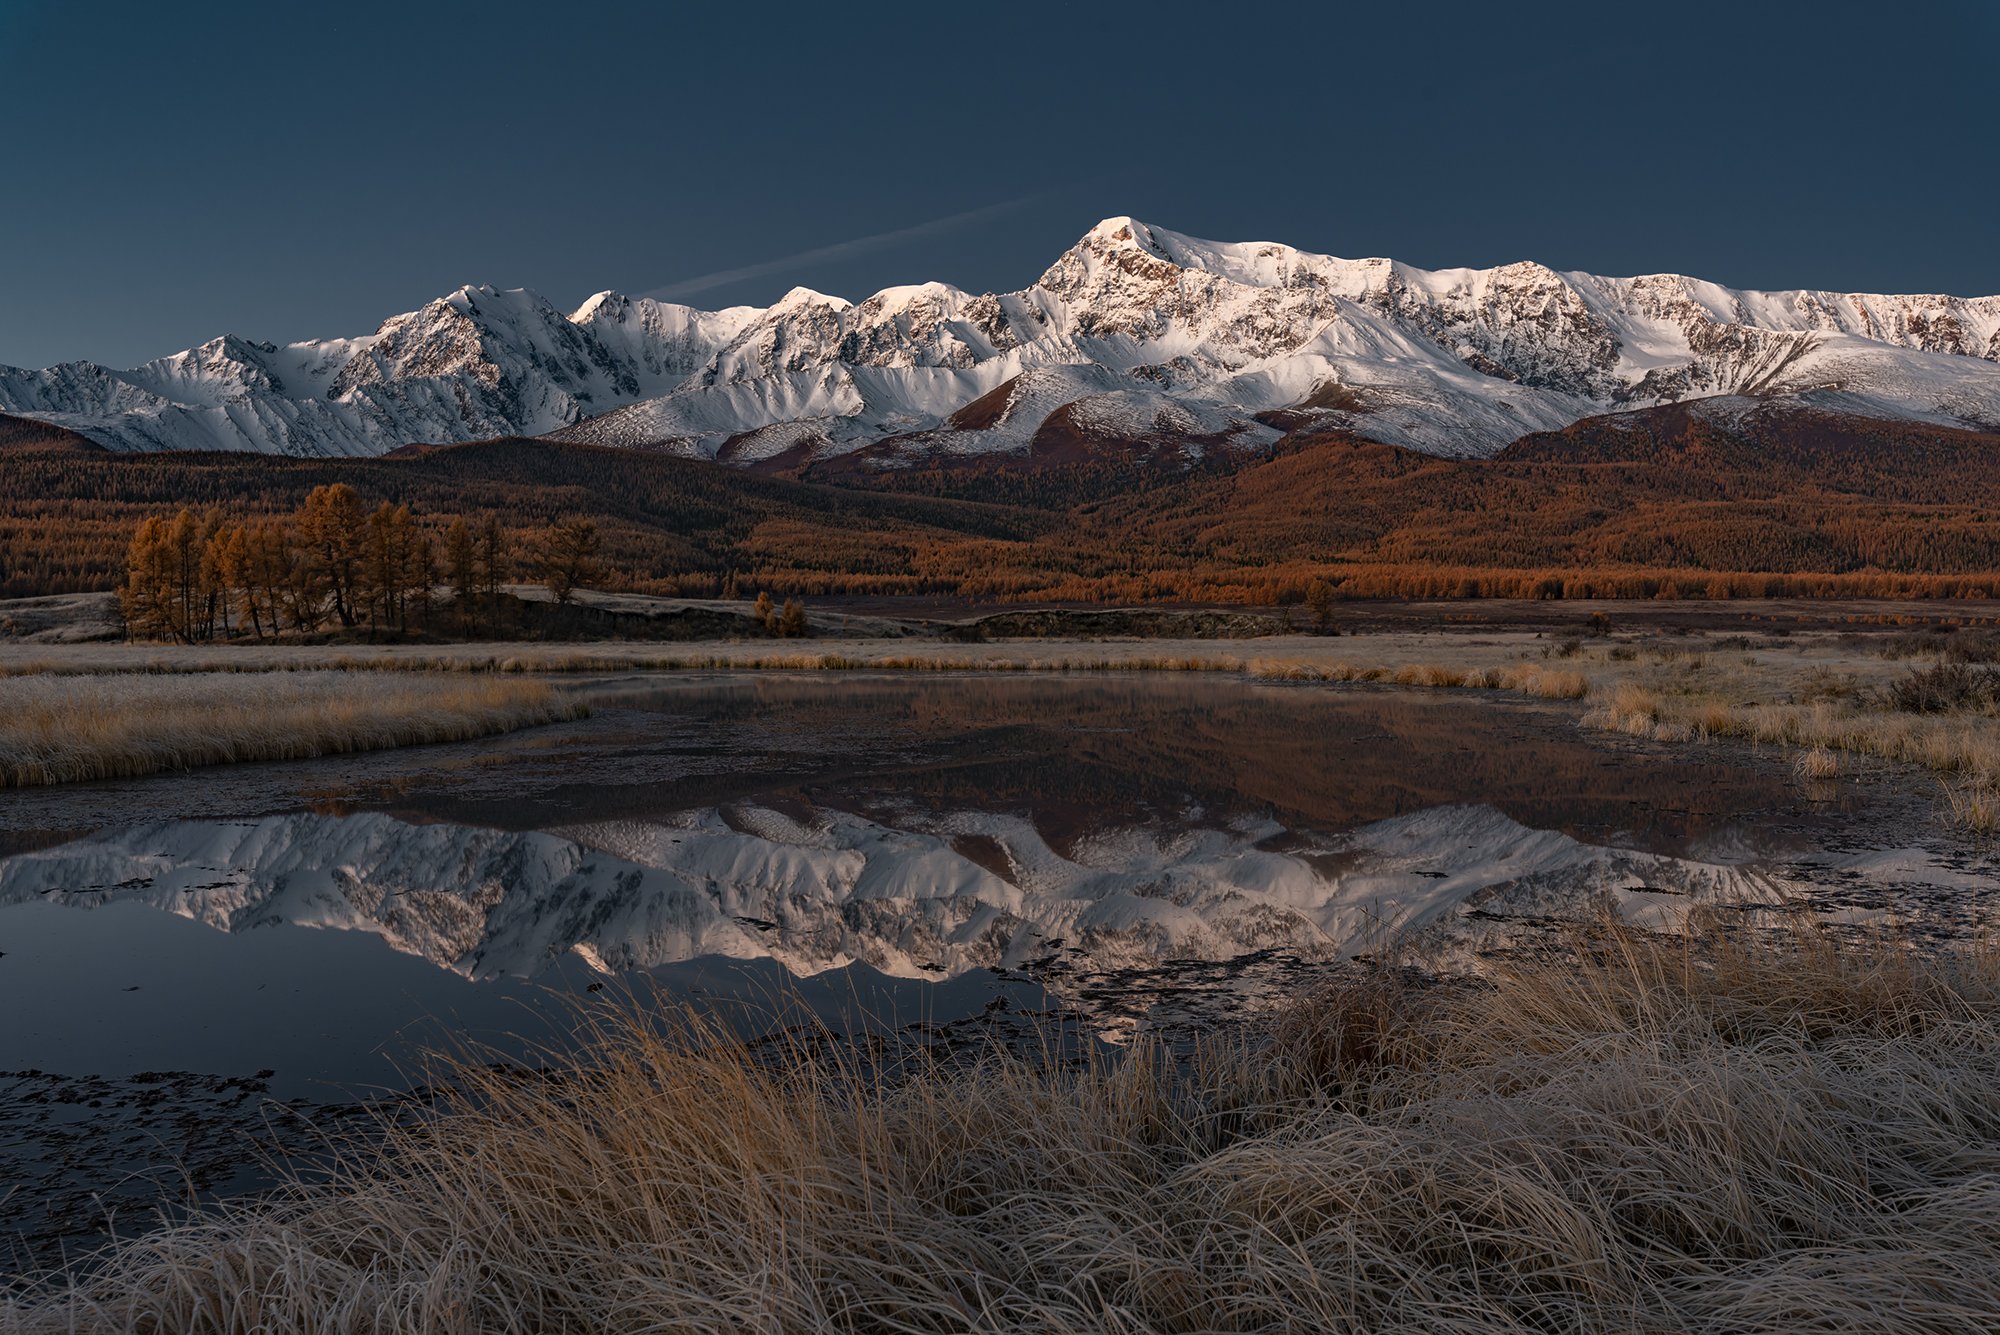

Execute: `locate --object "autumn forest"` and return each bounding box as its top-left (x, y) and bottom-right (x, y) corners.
top-left (6, 401), bottom-right (2000, 616)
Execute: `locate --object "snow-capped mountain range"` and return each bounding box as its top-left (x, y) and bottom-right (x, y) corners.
top-left (6, 217), bottom-right (1998, 463)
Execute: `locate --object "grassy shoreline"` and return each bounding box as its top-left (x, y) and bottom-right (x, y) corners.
top-left (0, 672), bottom-right (588, 789)
top-left (7, 921), bottom-right (1996, 1332)
top-left (4, 633), bottom-right (1998, 827)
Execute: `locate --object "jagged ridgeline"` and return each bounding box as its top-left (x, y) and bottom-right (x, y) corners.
top-left (1, 218), bottom-right (1996, 464)
top-left (7, 217), bottom-right (2000, 605)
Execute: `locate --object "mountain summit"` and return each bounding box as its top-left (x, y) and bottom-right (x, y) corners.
top-left (5, 219), bottom-right (1997, 464)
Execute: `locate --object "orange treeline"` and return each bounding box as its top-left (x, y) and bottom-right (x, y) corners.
top-left (121, 485), bottom-right (506, 642)
top-left (692, 557), bottom-right (2000, 608)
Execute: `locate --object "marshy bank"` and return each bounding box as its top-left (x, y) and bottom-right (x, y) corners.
top-left (6, 920), bottom-right (1998, 1333)
top-left (2, 668), bottom-right (1996, 1318)
top-left (7, 623), bottom-right (2000, 828)
top-left (0, 672), bottom-right (587, 789)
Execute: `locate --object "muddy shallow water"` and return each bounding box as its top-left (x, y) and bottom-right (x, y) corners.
top-left (2, 671), bottom-right (1994, 1273)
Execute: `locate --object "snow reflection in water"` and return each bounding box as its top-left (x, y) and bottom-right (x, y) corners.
top-left (0, 801), bottom-right (1783, 993)
top-left (4, 672), bottom-right (1994, 1271)
top-left (0, 670), bottom-right (1910, 1084)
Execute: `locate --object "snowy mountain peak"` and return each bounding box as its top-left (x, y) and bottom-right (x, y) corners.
top-left (570, 290), bottom-right (634, 322)
top-left (771, 286), bottom-right (852, 313)
top-left (1084, 214), bottom-right (1144, 241)
top-left (1081, 215), bottom-right (1172, 256)
top-left (4, 220), bottom-right (1998, 462)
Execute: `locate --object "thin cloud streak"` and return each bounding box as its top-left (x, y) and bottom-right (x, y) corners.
top-left (642, 196), bottom-right (1045, 302)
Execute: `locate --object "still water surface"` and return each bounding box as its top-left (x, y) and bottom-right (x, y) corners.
top-left (0, 672), bottom-right (1910, 1077)
top-left (0, 672), bottom-right (1982, 1270)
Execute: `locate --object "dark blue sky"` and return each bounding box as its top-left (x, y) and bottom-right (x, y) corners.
top-left (4, 0), bottom-right (1995, 369)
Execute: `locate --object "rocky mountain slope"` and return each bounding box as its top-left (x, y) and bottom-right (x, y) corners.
top-left (5, 218), bottom-right (1997, 463)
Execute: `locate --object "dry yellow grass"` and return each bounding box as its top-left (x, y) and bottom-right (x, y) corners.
top-left (9, 633), bottom-right (1999, 828)
top-left (1944, 782), bottom-right (2000, 835)
top-left (1499, 662), bottom-right (1591, 699)
top-left (1247, 657), bottom-right (1390, 683)
top-left (1250, 657), bottom-right (1592, 702)
top-left (1587, 675), bottom-right (2000, 806)
top-left (0, 672), bottom-right (587, 788)
top-left (7, 921), bottom-right (1997, 1333)
top-left (0, 641), bottom-right (1600, 702)
top-left (0, 648), bottom-right (1259, 678)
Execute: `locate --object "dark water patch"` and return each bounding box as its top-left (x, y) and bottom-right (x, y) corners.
top-left (0, 896), bottom-right (1052, 1275)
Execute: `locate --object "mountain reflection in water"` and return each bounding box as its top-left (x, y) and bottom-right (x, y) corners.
top-left (0, 673), bottom-right (1867, 993)
top-left (0, 675), bottom-right (1976, 1276)
top-left (1, 796), bottom-right (1790, 988)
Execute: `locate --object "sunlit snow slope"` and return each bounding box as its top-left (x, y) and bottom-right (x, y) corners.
top-left (5, 218), bottom-right (1996, 462)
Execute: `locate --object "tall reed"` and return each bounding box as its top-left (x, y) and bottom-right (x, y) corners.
top-left (9, 921), bottom-right (1997, 1333)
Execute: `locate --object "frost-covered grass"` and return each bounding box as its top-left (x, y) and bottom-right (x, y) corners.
top-left (0, 672), bottom-right (587, 788)
top-left (8, 632), bottom-right (1999, 825)
top-left (1584, 668), bottom-right (2000, 829)
top-left (1248, 657), bottom-right (1590, 699)
top-left (7, 920), bottom-right (1999, 1333)
top-left (0, 640), bottom-right (1588, 687)
top-left (0, 646), bottom-right (1256, 677)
